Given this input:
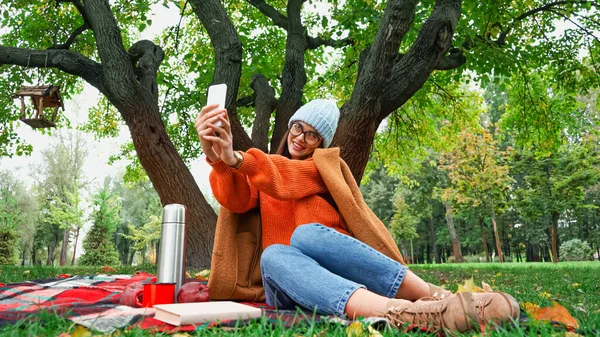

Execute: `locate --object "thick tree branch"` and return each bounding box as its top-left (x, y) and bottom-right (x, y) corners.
top-left (246, 0), bottom-right (289, 29)
top-left (250, 74), bottom-right (276, 152)
top-left (379, 0), bottom-right (462, 120)
top-left (394, 47), bottom-right (466, 71)
top-left (128, 40), bottom-right (165, 102)
top-left (436, 48), bottom-right (466, 70)
top-left (306, 35), bottom-right (354, 49)
top-left (51, 23), bottom-right (89, 50)
top-left (82, 0), bottom-right (139, 107)
top-left (191, 0), bottom-right (252, 150)
top-left (346, 0), bottom-right (419, 119)
top-left (269, 0), bottom-right (307, 152)
top-left (0, 46), bottom-right (104, 92)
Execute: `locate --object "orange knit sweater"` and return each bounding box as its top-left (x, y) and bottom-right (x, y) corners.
top-left (208, 148), bottom-right (349, 248)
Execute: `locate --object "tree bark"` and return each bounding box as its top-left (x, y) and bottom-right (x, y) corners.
top-left (59, 229), bottom-right (69, 266)
top-left (444, 202), bottom-right (465, 262)
top-left (71, 227), bottom-right (80, 265)
top-left (429, 217), bottom-right (440, 263)
top-left (488, 197), bottom-right (504, 263)
top-left (478, 216), bottom-right (490, 262)
top-left (551, 210), bottom-right (560, 263)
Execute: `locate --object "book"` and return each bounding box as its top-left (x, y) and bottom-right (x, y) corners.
top-left (153, 301), bottom-right (263, 326)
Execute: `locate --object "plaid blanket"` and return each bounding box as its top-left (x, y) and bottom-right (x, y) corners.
top-left (0, 273), bottom-right (349, 334)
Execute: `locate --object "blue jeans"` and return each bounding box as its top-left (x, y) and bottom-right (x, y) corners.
top-left (260, 224), bottom-right (408, 317)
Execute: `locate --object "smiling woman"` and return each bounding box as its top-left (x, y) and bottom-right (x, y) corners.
top-left (275, 99), bottom-right (338, 160)
top-left (194, 98), bottom-right (520, 335)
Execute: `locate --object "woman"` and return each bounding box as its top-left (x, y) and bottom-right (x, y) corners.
top-left (195, 99), bottom-right (519, 334)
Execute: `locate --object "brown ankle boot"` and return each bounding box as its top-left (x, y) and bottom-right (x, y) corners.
top-left (383, 292), bottom-right (479, 334)
top-left (428, 282), bottom-right (453, 300)
top-left (472, 292), bottom-right (520, 325)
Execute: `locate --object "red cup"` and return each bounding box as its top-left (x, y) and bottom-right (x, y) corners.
top-left (134, 282), bottom-right (176, 308)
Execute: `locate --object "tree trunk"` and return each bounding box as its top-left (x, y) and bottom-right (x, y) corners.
top-left (59, 229), bottom-right (69, 266)
top-left (444, 202), bottom-right (465, 262)
top-left (429, 217), bottom-right (440, 263)
top-left (550, 211), bottom-right (560, 263)
top-left (478, 216), bottom-right (490, 262)
top-left (120, 103), bottom-right (217, 268)
top-left (71, 227), bottom-right (80, 265)
top-left (488, 197), bottom-right (503, 262)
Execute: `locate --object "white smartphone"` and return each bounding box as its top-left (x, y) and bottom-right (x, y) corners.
top-left (206, 83), bottom-right (227, 127)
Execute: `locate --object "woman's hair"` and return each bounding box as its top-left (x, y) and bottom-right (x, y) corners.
top-left (275, 128), bottom-right (324, 159)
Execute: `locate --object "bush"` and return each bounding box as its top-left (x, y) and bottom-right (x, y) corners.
top-left (0, 230), bottom-right (17, 265)
top-left (465, 255), bottom-right (486, 263)
top-left (560, 239), bottom-right (592, 261)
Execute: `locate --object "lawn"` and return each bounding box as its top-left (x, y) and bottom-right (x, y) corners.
top-left (0, 262), bottom-right (598, 336)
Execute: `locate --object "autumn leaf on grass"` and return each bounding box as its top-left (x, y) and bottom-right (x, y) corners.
top-left (457, 278), bottom-right (494, 293)
top-left (347, 321), bottom-right (364, 337)
top-left (195, 269), bottom-right (211, 280)
top-left (457, 277), bottom-right (475, 293)
top-left (523, 302), bottom-right (579, 329)
top-left (346, 322), bottom-right (382, 337)
top-left (72, 325), bottom-right (92, 337)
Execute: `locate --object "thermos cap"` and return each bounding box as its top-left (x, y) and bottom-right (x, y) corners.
top-left (162, 204), bottom-right (186, 224)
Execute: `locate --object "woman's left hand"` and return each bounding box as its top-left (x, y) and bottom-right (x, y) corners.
top-left (202, 112), bottom-right (237, 167)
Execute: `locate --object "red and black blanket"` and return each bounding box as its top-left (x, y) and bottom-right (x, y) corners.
top-left (0, 273), bottom-right (345, 333)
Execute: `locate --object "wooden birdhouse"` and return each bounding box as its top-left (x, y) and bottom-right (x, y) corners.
top-left (12, 85), bottom-right (64, 128)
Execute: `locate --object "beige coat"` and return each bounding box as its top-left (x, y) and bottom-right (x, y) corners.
top-left (207, 147), bottom-right (405, 301)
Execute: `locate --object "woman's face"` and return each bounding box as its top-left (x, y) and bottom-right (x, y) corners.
top-left (287, 121), bottom-right (323, 160)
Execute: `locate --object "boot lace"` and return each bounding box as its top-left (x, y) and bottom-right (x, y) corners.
top-left (383, 302), bottom-right (446, 331)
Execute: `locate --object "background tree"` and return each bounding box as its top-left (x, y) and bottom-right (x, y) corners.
top-left (440, 128), bottom-right (513, 262)
top-left (47, 182), bottom-right (85, 265)
top-left (109, 176), bottom-right (162, 265)
top-left (78, 181), bottom-right (121, 266)
top-left (1, 0), bottom-right (598, 267)
top-left (0, 170), bottom-right (25, 265)
top-left (33, 131), bottom-right (87, 266)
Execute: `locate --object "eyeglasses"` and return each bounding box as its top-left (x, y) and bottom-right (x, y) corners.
top-left (289, 122), bottom-right (322, 145)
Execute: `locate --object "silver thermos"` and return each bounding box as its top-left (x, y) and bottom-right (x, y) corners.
top-left (156, 204), bottom-right (187, 299)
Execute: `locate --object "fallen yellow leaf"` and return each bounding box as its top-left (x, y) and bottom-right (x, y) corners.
top-left (540, 291), bottom-right (553, 299)
top-left (457, 277), bottom-right (475, 293)
top-left (346, 321), bottom-right (364, 337)
top-left (72, 325), bottom-right (92, 337)
top-left (522, 302), bottom-right (540, 317)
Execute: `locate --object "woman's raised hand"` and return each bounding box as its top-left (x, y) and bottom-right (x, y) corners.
top-left (200, 108), bottom-right (237, 167)
top-left (194, 104), bottom-right (229, 163)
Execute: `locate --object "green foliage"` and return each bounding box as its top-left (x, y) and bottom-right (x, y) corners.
top-left (110, 176), bottom-right (162, 265)
top-left (500, 70), bottom-right (596, 155)
top-left (388, 194), bottom-right (419, 242)
top-left (0, 229), bottom-right (17, 265)
top-left (121, 214), bottom-right (161, 251)
top-left (360, 164), bottom-right (398, 224)
top-left (78, 184), bottom-right (121, 266)
top-left (440, 128), bottom-right (512, 210)
top-left (560, 239), bottom-right (593, 262)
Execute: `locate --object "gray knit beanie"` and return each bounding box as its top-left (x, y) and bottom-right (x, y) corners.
top-left (287, 99), bottom-right (340, 148)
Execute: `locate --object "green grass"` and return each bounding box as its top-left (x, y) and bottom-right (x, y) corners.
top-left (0, 262), bottom-right (599, 336)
